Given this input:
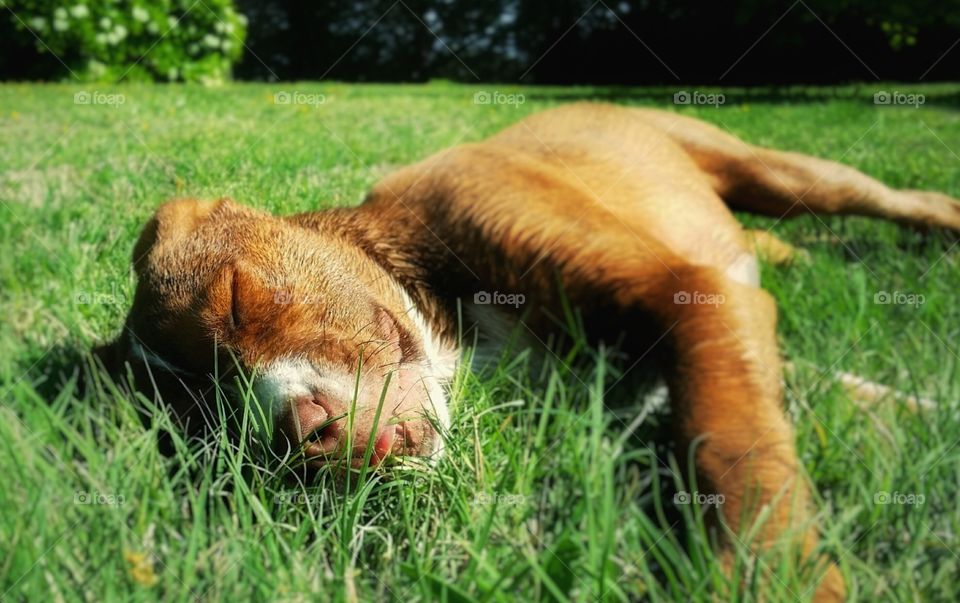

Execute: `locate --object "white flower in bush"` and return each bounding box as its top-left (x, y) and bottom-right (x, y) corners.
top-left (9, 0), bottom-right (247, 83)
top-left (87, 60), bottom-right (106, 77)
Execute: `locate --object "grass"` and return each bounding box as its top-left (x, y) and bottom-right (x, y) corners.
top-left (1, 81), bottom-right (959, 602)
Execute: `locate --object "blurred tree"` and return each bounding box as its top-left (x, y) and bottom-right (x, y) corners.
top-left (6, 0), bottom-right (960, 83)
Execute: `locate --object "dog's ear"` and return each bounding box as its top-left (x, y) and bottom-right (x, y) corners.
top-left (132, 198), bottom-right (234, 274)
top-left (90, 331), bottom-right (218, 435)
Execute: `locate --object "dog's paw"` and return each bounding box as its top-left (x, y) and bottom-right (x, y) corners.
top-left (903, 190), bottom-right (960, 236)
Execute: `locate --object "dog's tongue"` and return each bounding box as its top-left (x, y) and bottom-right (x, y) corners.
top-left (371, 426), bottom-right (397, 463)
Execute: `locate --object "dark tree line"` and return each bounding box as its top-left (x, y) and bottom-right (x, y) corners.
top-left (232, 0), bottom-right (960, 84)
top-left (3, 0), bottom-right (959, 83)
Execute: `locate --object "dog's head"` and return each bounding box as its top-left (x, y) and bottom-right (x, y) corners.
top-left (98, 198), bottom-right (454, 470)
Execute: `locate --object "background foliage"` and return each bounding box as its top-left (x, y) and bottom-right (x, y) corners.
top-left (233, 0), bottom-right (960, 84)
top-left (1, 0), bottom-right (246, 82)
top-left (2, 0), bottom-right (959, 84)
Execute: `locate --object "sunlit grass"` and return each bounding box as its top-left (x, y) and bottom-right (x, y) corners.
top-left (1, 82), bottom-right (959, 601)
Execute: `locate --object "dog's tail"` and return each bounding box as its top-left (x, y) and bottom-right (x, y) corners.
top-left (784, 362), bottom-right (936, 412)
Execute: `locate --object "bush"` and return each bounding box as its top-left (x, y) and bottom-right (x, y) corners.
top-left (232, 0), bottom-right (960, 84)
top-left (2, 0), bottom-right (247, 82)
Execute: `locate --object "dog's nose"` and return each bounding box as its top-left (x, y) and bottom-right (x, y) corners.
top-left (282, 393), bottom-right (400, 464)
top-left (290, 393), bottom-right (343, 456)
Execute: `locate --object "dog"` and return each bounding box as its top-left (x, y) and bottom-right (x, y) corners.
top-left (96, 103), bottom-right (960, 601)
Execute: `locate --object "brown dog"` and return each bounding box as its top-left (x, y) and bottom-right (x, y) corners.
top-left (97, 103), bottom-right (960, 600)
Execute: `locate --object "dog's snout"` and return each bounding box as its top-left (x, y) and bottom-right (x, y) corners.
top-left (258, 360), bottom-right (443, 467)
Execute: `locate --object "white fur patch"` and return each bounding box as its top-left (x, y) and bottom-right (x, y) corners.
top-left (395, 289), bottom-right (460, 384)
top-left (725, 251), bottom-right (760, 287)
top-left (252, 358), bottom-right (354, 415)
top-left (393, 287), bottom-right (459, 458)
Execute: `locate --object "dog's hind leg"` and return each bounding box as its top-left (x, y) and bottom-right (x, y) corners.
top-left (720, 146), bottom-right (960, 233)
top-left (638, 109), bottom-right (960, 232)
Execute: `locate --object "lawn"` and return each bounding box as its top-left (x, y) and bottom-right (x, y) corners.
top-left (1, 82), bottom-right (959, 602)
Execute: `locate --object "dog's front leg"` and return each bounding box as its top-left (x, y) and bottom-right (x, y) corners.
top-left (602, 263), bottom-right (845, 601)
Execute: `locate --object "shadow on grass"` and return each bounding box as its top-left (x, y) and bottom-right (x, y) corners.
top-left (18, 342), bottom-right (89, 403)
